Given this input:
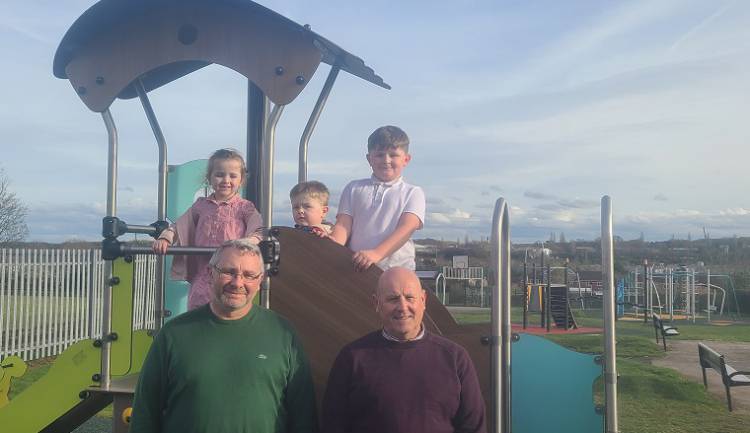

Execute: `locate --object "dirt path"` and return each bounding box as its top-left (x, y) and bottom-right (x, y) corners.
top-left (652, 339), bottom-right (750, 413)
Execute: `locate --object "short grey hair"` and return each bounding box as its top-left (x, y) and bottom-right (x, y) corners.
top-left (208, 238), bottom-right (263, 268)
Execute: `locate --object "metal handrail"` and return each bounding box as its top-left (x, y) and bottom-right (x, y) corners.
top-left (298, 65), bottom-right (340, 183)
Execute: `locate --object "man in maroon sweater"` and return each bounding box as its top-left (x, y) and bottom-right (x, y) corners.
top-left (321, 267), bottom-right (487, 433)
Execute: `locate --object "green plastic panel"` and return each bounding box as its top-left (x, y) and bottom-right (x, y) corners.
top-left (512, 334), bottom-right (603, 433)
top-left (111, 257), bottom-right (134, 375)
top-left (165, 159), bottom-right (208, 319)
top-left (0, 330), bottom-right (153, 433)
top-left (0, 340), bottom-right (100, 433)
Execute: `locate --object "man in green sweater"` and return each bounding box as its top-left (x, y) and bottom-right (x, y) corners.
top-left (130, 239), bottom-right (318, 433)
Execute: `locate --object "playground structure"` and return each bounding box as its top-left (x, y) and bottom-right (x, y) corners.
top-left (0, 2), bottom-right (621, 433)
top-left (622, 263), bottom-right (742, 322)
top-left (522, 259), bottom-right (580, 331)
top-left (435, 264), bottom-right (487, 307)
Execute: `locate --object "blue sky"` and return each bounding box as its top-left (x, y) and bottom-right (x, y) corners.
top-left (1, 0), bottom-right (749, 243)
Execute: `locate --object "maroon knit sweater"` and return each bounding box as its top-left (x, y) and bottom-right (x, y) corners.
top-left (321, 330), bottom-right (487, 433)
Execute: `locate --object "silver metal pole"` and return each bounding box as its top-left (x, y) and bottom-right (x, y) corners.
top-left (601, 195), bottom-right (619, 433)
top-left (706, 269), bottom-right (711, 322)
top-left (490, 198), bottom-right (511, 433)
top-left (298, 66), bottom-right (340, 183)
top-left (259, 104), bottom-right (285, 309)
top-left (134, 80), bottom-right (167, 331)
top-left (100, 109), bottom-right (118, 390)
top-left (669, 269), bottom-right (674, 321)
top-left (692, 270), bottom-right (696, 322)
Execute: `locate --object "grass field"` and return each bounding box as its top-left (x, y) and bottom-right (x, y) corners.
top-left (454, 307), bottom-right (750, 433)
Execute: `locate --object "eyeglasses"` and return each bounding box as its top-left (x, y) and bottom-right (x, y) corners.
top-left (212, 266), bottom-right (263, 282)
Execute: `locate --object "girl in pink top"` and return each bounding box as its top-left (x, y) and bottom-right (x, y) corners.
top-left (152, 149), bottom-right (263, 310)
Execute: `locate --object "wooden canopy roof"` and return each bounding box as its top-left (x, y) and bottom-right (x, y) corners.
top-left (53, 0), bottom-right (390, 112)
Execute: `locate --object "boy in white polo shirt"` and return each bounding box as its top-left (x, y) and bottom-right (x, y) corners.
top-left (330, 125), bottom-right (426, 271)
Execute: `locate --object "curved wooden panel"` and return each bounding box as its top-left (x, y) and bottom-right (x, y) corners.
top-left (270, 227), bottom-right (480, 403)
top-left (60, 0), bottom-right (321, 111)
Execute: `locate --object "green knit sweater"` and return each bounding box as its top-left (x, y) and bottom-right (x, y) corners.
top-left (130, 305), bottom-right (318, 433)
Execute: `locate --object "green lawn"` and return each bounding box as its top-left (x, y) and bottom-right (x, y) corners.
top-left (453, 307), bottom-right (750, 433)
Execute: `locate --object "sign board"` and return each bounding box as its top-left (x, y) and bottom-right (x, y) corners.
top-left (453, 255), bottom-right (469, 268)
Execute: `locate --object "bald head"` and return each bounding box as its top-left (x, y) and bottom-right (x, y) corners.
top-left (377, 267), bottom-right (422, 295)
top-left (374, 267), bottom-right (426, 341)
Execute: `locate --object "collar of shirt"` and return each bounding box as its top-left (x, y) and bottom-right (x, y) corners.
top-left (207, 192), bottom-right (241, 205)
top-left (369, 175), bottom-right (404, 187)
top-left (381, 324), bottom-right (425, 342)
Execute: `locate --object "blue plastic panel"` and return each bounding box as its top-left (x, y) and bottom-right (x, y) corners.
top-left (512, 334), bottom-right (603, 433)
top-left (164, 159), bottom-right (208, 319)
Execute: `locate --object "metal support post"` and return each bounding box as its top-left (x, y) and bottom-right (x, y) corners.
top-left (298, 65), bottom-right (340, 183)
top-left (601, 196), bottom-right (619, 433)
top-left (134, 80), bottom-right (167, 331)
top-left (490, 198), bottom-right (511, 433)
top-left (100, 109), bottom-right (118, 390)
top-left (707, 270), bottom-right (711, 322)
top-left (259, 103), bottom-right (285, 309)
top-left (546, 264), bottom-right (551, 332)
top-left (522, 261), bottom-right (528, 329)
top-left (643, 259), bottom-right (650, 323)
top-left (246, 82), bottom-right (267, 207)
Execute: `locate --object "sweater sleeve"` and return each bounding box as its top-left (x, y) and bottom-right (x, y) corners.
top-left (453, 348), bottom-right (487, 433)
top-left (243, 201), bottom-right (264, 243)
top-left (285, 332), bottom-right (319, 433)
top-left (168, 203), bottom-right (199, 280)
top-left (130, 332), bottom-right (168, 433)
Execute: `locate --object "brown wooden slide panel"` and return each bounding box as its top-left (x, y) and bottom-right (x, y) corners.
top-left (271, 227), bottom-right (491, 409)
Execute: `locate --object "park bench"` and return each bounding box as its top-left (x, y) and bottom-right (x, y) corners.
top-left (652, 314), bottom-right (679, 351)
top-left (698, 343), bottom-right (750, 411)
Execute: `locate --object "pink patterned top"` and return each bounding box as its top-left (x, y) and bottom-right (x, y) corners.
top-left (158, 194), bottom-right (263, 309)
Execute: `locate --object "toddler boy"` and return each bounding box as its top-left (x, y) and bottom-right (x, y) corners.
top-left (290, 181), bottom-right (333, 236)
top-left (330, 125), bottom-right (425, 271)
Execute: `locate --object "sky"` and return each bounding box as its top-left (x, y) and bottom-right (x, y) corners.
top-left (1, 0), bottom-right (749, 244)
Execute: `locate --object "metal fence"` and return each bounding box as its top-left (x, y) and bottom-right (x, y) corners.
top-left (0, 248), bottom-right (157, 361)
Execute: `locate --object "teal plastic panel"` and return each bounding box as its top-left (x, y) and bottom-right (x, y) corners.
top-left (164, 159), bottom-right (208, 319)
top-left (512, 334), bottom-right (603, 433)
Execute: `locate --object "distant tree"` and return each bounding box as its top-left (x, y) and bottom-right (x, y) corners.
top-left (0, 169), bottom-right (29, 242)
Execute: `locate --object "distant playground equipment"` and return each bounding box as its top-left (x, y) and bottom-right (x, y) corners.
top-left (435, 256), bottom-right (487, 307)
top-left (0, 2), bottom-right (621, 433)
top-left (522, 254), bottom-right (578, 331)
top-left (621, 262), bottom-right (742, 323)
